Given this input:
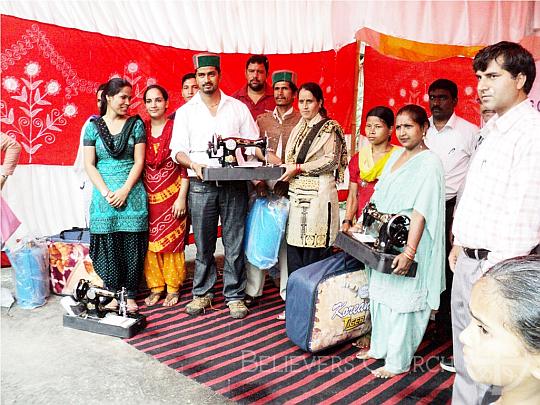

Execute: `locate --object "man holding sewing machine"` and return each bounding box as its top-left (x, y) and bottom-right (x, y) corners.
top-left (449, 41), bottom-right (540, 404)
top-left (233, 54), bottom-right (276, 120)
top-left (424, 78), bottom-right (479, 371)
top-left (244, 70), bottom-right (302, 308)
top-left (169, 53), bottom-right (259, 319)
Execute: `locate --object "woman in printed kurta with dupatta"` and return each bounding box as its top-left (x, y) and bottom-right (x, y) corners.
top-left (356, 104), bottom-right (445, 378)
top-left (84, 78), bottom-right (148, 313)
top-left (279, 82), bottom-right (348, 275)
top-left (341, 106), bottom-right (398, 232)
top-left (142, 85), bottom-right (189, 307)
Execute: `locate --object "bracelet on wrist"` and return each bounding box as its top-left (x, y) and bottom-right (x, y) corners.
top-left (295, 163), bottom-right (302, 174)
top-left (405, 244), bottom-right (417, 253)
top-left (403, 251), bottom-right (415, 261)
top-left (342, 219), bottom-right (353, 226)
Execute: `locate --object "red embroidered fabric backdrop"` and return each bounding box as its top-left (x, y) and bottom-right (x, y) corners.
top-left (362, 46), bottom-right (481, 144)
top-left (1, 16), bottom-right (357, 165)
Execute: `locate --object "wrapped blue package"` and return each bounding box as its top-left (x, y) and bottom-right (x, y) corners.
top-left (6, 238), bottom-right (50, 309)
top-left (245, 196), bottom-right (289, 269)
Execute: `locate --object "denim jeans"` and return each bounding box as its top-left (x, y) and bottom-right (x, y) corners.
top-left (188, 179), bottom-right (248, 302)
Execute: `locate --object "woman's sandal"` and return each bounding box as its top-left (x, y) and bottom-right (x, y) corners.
top-left (163, 292), bottom-right (180, 307)
top-left (144, 292), bottom-right (163, 306)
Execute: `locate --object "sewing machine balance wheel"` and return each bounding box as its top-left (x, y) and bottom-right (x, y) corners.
top-left (224, 138), bottom-right (237, 150)
top-left (386, 214), bottom-right (410, 247)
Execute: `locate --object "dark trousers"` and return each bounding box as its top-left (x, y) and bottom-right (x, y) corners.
top-left (286, 244), bottom-right (331, 275)
top-left (188, 179), bottom-right (248, 302)
top-left (437, 196), bottom-right (457, 342)
top-left (89, 232), bottom-right (148, 299)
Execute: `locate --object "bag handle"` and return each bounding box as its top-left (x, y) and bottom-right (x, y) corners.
top-left (59, 227), bottom-right (87, 241)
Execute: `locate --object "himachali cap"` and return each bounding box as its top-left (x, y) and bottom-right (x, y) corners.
top-left (193, 53), bottom-right (220, 70)
top-left (272, 70), bottom-right (297, 87)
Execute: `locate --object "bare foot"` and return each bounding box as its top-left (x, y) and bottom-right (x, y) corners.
top-left (355, 350), bottom-right (373, 360)
top-left (352, 333), bottom-right (371, 349)
top-left (163, 292), bottom-right (180, 307)
top-left (371, 366), bottom-right (399, 379)
top-left (127, 298), bottom-right (139, 313)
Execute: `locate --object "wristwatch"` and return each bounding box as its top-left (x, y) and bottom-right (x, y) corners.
top-left (101, 189), bottom-right (110, 198)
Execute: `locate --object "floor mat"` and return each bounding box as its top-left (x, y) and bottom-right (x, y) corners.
top-left (126, 279), bottom-right (454, 404)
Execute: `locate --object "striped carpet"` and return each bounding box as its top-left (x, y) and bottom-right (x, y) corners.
top-left (126, 278), bottom-right (454, 404)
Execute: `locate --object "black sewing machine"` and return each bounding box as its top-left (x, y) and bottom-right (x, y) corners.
top-left (334, 203), bottom-right (417, 277)
top-left (62, 280), bottom-right (146, 338)
top-left (361, 203), bottom-right (410, 254)
top-left (207, 134), bottom-right (268, 167)
top-left (202, 134), bottom-right (285, 181)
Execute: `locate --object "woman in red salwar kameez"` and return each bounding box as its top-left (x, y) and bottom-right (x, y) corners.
top-left (142, 85), bottom-right (189, 307)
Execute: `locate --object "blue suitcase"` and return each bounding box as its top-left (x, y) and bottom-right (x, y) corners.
top-left (285, 252), bottom-right (371, 352)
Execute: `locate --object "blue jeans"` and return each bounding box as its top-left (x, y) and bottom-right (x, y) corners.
top-left (188, 179), bottom-right (248, 302)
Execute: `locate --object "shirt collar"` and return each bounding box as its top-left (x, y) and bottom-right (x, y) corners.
top-left (237, 83), bottom-right (273, 99)
top-left (272, 106), bottom-right (294, 124)
top-left (189, 89), bottom-right (231, 108)
top-left (493, 99), bottom-right (531, 134)
top-left (429, 112), bottom-right (458, 131)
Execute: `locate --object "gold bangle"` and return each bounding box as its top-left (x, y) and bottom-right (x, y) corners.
top-left (403, 251), bottom-right (415, 261)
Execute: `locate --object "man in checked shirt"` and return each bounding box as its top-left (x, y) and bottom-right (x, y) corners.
top-left (449, 41), bottom-right (540, 405)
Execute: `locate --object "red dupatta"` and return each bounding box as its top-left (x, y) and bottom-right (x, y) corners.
top-left (145, 119), bottom-right (174, 168)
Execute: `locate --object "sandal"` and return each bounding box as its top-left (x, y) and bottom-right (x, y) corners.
top-left (163, 292), bottom-right (180, 307)
top-left (144, 292), bottom-right (163, 306)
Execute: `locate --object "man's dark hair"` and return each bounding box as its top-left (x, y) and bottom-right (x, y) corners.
top-left (182, 73), bottom-right (196, 86)
top-left (473, 41), bottom-right (536, 94)
top-left (428, 79), bottom-right (458, 99)
top-left (246, 54), bottom-right (269, 73)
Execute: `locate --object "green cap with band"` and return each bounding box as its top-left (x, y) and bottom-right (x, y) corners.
top-left (272, 70), bottom-right (297, 86)
top-left (193, 53), bottom-right (220, 70)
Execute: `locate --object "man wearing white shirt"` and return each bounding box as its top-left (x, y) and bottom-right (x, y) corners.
top-left (450, 41), bottom-right (540, 405)
top-left (424, 79), bottom-right (479, 372)
top-left (170, 53), bottom-right (259, 319)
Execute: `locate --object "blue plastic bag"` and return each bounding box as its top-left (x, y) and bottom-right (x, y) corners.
top-left (6, 238), bottom-right (50, 309)
top-left (245, 196), bottom-right (289, 269)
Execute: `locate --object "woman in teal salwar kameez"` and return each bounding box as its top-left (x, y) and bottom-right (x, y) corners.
top-left (356, 104), bottom-right (445, 378)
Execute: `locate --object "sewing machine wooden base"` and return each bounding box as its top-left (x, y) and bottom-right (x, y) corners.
top-left (202, 166), bottom-right (285, 181)
top-left (63, 312), bottom-right (146, 338)
top-left (334, 231), bottom-right (417, 277)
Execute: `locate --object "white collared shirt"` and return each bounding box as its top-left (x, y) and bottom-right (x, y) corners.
top-left (170, 90), bottom-right (259, 176)
top-left (453, 100), bottom-right (540, 270)
top-left (272, 106), bottom-right (294, 125)
top-left (425, 113), bottom-right (479, 200)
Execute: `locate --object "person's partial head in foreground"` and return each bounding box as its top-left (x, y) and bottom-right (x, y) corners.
top-left (460, 255), bottom-right (540, 404)
top-left (473, 41), bottom-right (535, 116)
